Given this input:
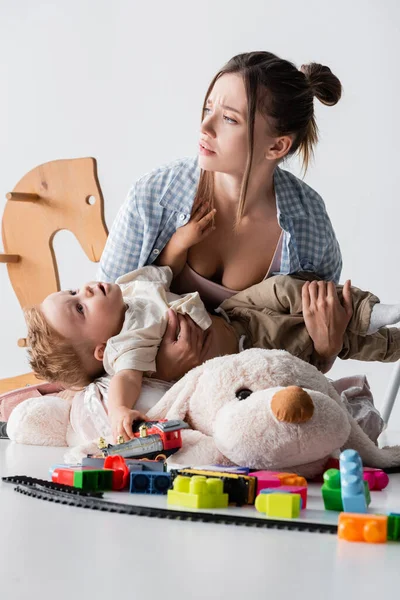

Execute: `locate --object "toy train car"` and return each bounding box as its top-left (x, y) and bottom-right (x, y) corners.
top-left (101, 419), bottom-right (189, 459)
top-left (171, 468), bottom-right (257, 506)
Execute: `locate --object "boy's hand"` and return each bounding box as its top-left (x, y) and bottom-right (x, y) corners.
top-left (171, 203), bottom-right (216, 251)
top-left (109, 407), bottom-right (148, 443)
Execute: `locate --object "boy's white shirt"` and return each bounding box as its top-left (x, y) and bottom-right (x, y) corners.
top-left (103, 265), bottom-right (212, 375)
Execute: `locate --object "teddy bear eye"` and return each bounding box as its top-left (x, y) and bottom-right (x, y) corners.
top-left (236, 388), bottom-right (253, 401)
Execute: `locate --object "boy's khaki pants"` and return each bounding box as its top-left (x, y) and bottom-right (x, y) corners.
top-left (220, 274), bottom-right (400, 364)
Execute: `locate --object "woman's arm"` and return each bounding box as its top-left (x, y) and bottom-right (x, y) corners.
top-left (157, 205), bottom-right (216, 277)
top-left (302, 280), bottom-right (353, 373)
top-left (97, 185), bottom-right (145, 282)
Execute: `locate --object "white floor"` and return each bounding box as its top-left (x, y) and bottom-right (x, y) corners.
top-left (1, 434), bottom-right (400, 600)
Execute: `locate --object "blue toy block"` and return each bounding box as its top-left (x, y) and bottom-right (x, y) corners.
top-left (340, 449), bottom-right (367, 514)
top-left (129, 471), bottom-right (171, 494)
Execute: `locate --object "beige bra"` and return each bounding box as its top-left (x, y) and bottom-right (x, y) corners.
top-left (172, 232), bottom-right (283, 310)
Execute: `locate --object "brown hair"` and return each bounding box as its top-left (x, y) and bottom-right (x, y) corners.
top-left (196, 51), bottom-right (342, 223)
top-left (24, 305), bottom-right (102, 389)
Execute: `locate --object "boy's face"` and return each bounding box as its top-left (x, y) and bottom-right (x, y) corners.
top-left (41, 281), bottom-right (126, 354)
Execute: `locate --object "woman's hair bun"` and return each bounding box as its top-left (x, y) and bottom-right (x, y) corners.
top-left (300, 62), bottom-right (342, 106)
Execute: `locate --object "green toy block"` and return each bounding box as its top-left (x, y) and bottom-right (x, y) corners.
top-left (73, 469), bottom-right (113, 491)
top-left (321, 468), bottom-right (371, 512)
top-left (387, 514), bottom-right (400, 541)
top-left (167, 475), bottom-right (229, 509)
top-left (322, 468), bottom-right (343, 511)
top-left (255, 492), bottom-right (301, 519)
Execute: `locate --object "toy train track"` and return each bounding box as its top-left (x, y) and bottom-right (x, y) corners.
top-left (2, 475), bottom-right (337, 535)
top-left (2, 475), bottom-right (104, 498)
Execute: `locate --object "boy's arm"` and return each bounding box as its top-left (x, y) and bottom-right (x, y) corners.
top-left (107, 369), bottom-right (147, 441)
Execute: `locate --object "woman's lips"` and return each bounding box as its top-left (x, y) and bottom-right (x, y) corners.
top-left (199, 143), bottom-right (216, 156)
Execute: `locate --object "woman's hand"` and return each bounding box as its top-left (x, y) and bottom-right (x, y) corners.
top-left (172, 204), bottom-right (216, 251)
top-left (302, 279), bottom-right (353, 365)
top-left (155, 310), bottom-right (212, 381)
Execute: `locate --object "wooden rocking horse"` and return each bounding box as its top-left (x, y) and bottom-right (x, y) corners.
top-left (0, 158), bottom-right (108, 392)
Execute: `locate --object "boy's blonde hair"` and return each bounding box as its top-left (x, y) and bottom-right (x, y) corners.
top-left (24, 305), bottom-right (101, 389)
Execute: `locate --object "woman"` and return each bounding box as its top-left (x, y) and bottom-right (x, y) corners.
top-left (98, 51), bottom-right (349, 380)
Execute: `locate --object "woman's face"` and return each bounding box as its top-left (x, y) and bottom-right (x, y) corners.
top-left (199, 72), bottom-right (273, 177)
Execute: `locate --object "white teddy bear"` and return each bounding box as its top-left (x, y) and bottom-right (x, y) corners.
top-left (6, 349), bottom-right (396, 478)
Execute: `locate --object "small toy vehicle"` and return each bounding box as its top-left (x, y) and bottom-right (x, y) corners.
top-left (100, 419), bottom-right (189, 459)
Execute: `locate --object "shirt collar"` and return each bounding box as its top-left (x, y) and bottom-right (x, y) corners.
top-left (158, 159), bottom-right (307, 220)
top-left (159, 157), bottom-right (199, 214)
top-left (274, 167), bottom-right (307, 220)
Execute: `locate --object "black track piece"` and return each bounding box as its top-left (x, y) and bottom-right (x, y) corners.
top-left (10, 480), bottom-right (337, 535)
top-left (2, 475), bottom-right (104, 498)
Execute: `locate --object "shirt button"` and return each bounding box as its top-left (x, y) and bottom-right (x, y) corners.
top-left (179, 213), bottom-right (186, 221)
top-left (153, 249), bottom-right (160, 255)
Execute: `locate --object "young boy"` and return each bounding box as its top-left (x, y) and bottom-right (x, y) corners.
top-left (25, 208), bottom-right (400, 443)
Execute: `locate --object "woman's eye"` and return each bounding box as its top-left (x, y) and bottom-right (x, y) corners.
top-left (203, 107), bottom-right (212, 115)
top-left (236, 388), bottom-right (253, 401)
top-left (223, 116), bottom-right (237, 124)
top-left (76, 303), bottom-right (84, 315)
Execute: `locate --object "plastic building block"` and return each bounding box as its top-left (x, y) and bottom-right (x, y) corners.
top-left (340, 449), bottom-right (368, 513)
top-left (49, 463), bottom-right (81, 477)
top-left (363, 467), bottom-right (389, 491)
top-left (249, 471), bottom-right (282, 494)
top-left (125, 458), bottom-right (167, 472)
top-left (167, 475), bottom-right (229, 509)
top-left (338, 513), bottom-right (388, 543)
top-left (174, 469), bottom-right (256, 505)
top-left (255, 492), bottom-right (301, 519)
top-left (260, 485), bottom-right (307, 509)
top-left (104, 455), bottom-right (131, 490)
top-left (196, 465), bottom-right (250, 475)
top-left (322, 467), bottom-right (370, 512)
top-left (250, 470), bottom-right (306, 488)
top-left (82, 457), bottom-right (106, 469)
top-left (322, 468), bottom-right (343, 511)
top-left (130, 471), bottom-right (171, 494)
top-left (387, 514), bottom-right (400, 541)
top-left (52, 468), bottom-right (114, 491)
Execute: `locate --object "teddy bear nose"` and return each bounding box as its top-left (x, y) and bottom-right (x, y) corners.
top-left (271, 386), bottom-right (314, 424)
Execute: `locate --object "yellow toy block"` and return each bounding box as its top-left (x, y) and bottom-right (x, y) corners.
top-left (168, 475), bottom-right (229, 509)
top-left (255, 492), bottom-right (301, 519)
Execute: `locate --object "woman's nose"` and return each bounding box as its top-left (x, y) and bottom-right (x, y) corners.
top-left (200, 117), bottom-right (216, 139)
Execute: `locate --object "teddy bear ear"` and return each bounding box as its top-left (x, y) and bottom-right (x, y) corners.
top-left (146, 366), bottom-right (204, 421)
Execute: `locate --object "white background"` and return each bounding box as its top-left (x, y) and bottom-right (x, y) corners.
top-left (1, 1), bottom-right (399, 422)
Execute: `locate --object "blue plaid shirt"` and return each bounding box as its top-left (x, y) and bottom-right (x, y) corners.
top-left (98, 157), bottom-right (342, 284)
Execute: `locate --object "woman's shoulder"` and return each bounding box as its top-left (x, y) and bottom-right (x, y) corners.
top-left (134, 156), bottom-right (199, 195)
top-left (276, 167), bottom-right (328, 218)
